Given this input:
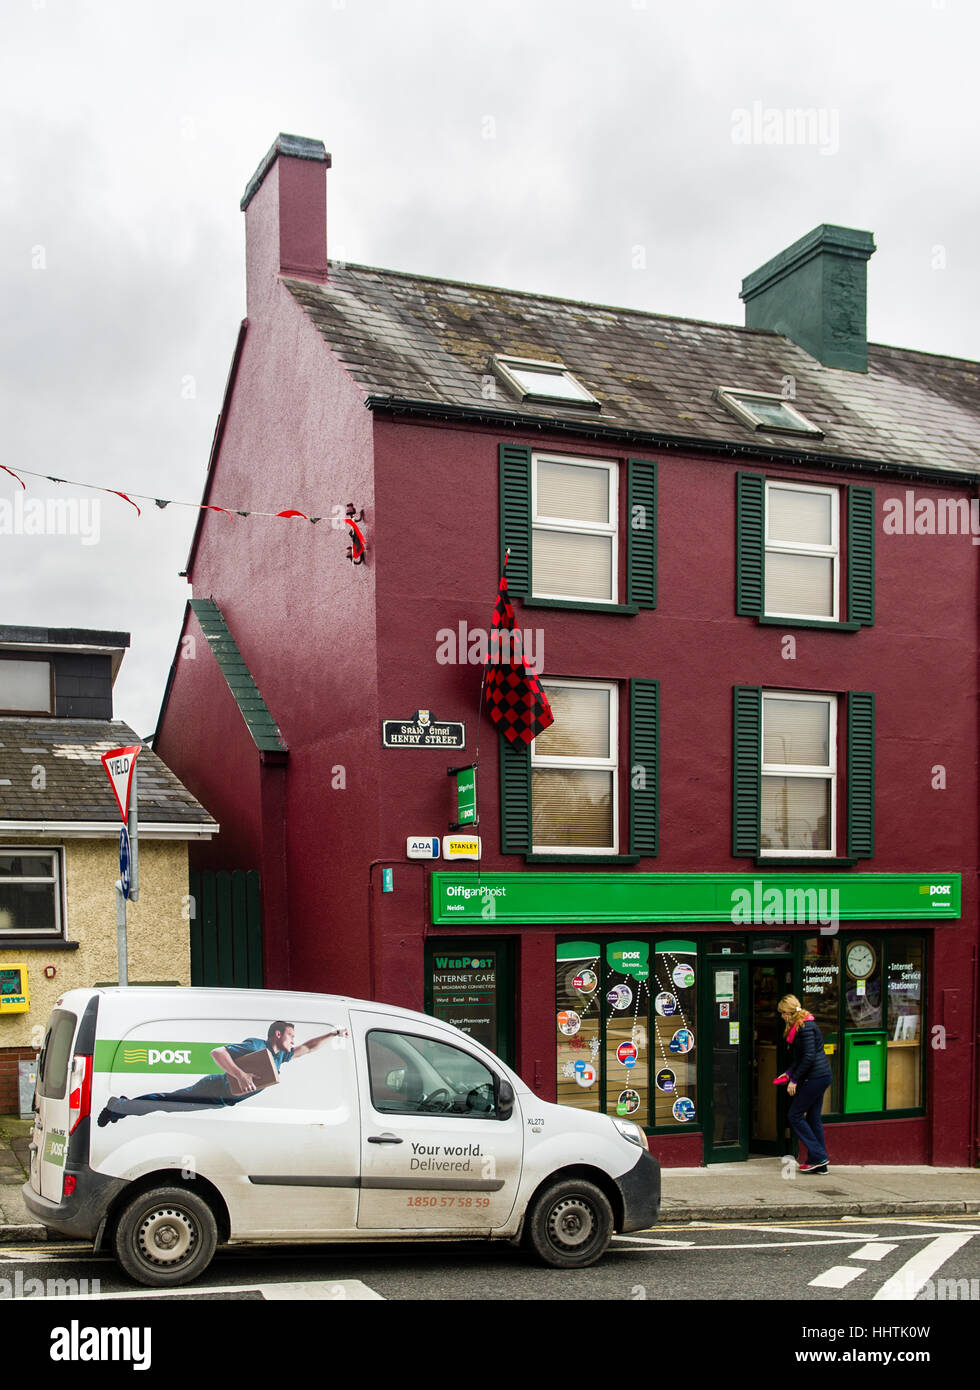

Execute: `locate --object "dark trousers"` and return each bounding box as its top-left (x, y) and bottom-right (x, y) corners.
top-left (107, 1076), bottom-right (237, 1117)
top-left (788, 1076), bottom-right (831, 1165)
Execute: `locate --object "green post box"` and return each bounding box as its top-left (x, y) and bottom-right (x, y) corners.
top-left (843, 1031), bottom-right (886, 1113)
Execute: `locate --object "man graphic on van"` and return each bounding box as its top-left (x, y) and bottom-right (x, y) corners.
top-left (97, 1020), bottom-right (347, 1125)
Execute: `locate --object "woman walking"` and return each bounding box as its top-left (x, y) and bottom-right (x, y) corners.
top-left (776, 994), bottom-right (833, 1174)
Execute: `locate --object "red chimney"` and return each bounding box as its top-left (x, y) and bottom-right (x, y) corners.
top-left (241, 134), bottom-right (331, 313)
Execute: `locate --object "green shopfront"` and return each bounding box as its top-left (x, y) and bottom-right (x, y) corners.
top-left (430, 871), bottom-right (959, 1166)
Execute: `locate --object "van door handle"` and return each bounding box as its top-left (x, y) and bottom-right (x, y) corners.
top-left (368, 1133), bottom-right (403, 1144)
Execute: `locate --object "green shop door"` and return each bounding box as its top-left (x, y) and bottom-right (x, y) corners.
top-left (704, 961), bottom-right (749, 1163)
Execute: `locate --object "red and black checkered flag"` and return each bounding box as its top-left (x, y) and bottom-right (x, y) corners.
top-left (484, 560), bottom-right (554, 745)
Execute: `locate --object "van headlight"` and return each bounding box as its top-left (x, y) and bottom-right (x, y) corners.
top-left (612, 1119), bottom-right (647, 1149)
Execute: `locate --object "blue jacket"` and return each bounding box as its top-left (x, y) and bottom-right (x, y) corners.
top-left (787, 1018), bottom-right (832, 1086)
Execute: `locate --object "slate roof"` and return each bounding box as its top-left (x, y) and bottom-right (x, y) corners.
top-left (285, 264), bottom-right (980, 479)
top-left (0, 718), bottom-right (218, 831)
top-left (189, 600), bottom-right (287, 754)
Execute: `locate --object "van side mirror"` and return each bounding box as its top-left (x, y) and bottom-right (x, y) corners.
top-left (497, 1078), bottom-right (515, 1120)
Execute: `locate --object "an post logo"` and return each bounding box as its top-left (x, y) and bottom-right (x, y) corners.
top-left (122, 1047), bottom-right (193, 1067)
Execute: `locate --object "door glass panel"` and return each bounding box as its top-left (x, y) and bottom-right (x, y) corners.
top-left (752, 964), bottom-right (792, 1147)
top-left (711, 966), bottom-right (741, 1148)
top-left (430, 950), bottom-right (499, 1053)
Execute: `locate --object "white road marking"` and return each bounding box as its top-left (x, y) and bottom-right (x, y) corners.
top-left (856, 1217), bottom-right (980, 1234)
top-left (17, 1278), bottom-right (385, 1301)
top-left (612, 1236), bottom-right (696, 1247)
top-left (809, 1265), bottom-right (866, 1289)
top-left (850, 1243), bottom-right (899, 1261)
top-left (707, 1222), bottom-right (880, 1240)
top-left (255, 1280), bottom-right (384, 1301)
top-left (873, 1233), bottom-right (976, 1301)
top-left (610, 1236), bottom-right (895, 1253)
top-left (0, 1249), bottom-right (111, 1263)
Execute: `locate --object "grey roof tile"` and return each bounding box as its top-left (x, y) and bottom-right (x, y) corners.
top-left (0, 719), bottom-right (217, 828)
top-left (284, 264), bottom-right (980, 477)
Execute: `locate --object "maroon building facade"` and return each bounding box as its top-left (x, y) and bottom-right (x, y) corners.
top-left (156, 135), bottom-right (980, 1169)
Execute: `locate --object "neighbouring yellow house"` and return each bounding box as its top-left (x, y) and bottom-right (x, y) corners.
top-left (0, 625), bottom-right (217, 1111)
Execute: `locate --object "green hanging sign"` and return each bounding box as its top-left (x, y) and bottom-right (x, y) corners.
top-left (448, 763), bottom-right (478, 829)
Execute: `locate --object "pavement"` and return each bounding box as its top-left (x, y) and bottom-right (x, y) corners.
top-left (1, 1112), bottom-right (978, 1242)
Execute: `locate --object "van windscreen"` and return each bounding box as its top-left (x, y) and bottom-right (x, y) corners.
top-left (39, 1009), bottom-right (77, 1101)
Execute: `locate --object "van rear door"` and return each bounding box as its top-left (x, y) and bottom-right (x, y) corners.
top-left (33, 1006), bottom-right (82, 1202)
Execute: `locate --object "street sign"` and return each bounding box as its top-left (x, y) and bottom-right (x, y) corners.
top-left (100, 745), bottom-right (142, 823)
top-left (119, 826), bottom-right (131, 900)
top-left (382, 712), bottom-right (465, 749)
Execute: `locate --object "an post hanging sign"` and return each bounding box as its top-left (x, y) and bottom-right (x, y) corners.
top-left (100, 745), bottom-right (142, 824)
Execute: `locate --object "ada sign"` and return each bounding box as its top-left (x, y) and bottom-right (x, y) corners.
top-left (407, 837), bottom-right (441, 860)
top-left (100, 745), bottom-right (141, 823)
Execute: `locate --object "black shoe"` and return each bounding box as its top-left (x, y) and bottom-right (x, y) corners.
top-left (97, 1098), bottom-right (124, 1127)
top-left (801, 1161), bottom-right (829, 1174)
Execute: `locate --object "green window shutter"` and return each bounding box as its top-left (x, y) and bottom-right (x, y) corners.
top-left (499, 444), bottom-right (531, 597)
top-left (847, 691), bottom-right (875, 858)
top-left (736, 473), bottom-right (765, 616)
top-left (848, 486), bottom-right (876, 626)
top-left (499, 736), bottom-right (531, 854)
top-left (733, 686), bottom-right (762, 856)
top-left (626, 458), bottom-right (657, 609)
top-left (629, 679), bottom-right (660, 854)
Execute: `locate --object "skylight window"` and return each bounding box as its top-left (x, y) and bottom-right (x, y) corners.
top-left (716, 388), bottom-right (823, 438)
top-left (492, 355), bottom-right (600, 409)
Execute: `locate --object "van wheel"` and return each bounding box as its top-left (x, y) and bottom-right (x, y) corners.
top-left (526, 1179), bottom-right (613, 1269)
top-left (114, 1186), bottom-right (218, 1288)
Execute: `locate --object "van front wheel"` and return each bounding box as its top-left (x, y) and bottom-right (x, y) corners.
top-left (526, 1179), bottom-right (613, 1269)
top-left (114, 1186), bottom-right (218, 1288)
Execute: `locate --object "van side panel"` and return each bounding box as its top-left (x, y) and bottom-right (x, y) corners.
top-left (90, 1008), bottom-right (360, 1238)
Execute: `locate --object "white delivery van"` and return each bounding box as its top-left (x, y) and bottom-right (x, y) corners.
top-left (24, 986), bottom-right (660, 1287)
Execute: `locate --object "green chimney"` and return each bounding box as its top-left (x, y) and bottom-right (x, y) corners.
top-left (740, 224), bottom-right (876, 373)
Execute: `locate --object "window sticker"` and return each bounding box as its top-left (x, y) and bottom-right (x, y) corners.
top-left (557, 1010), bottom-right (581, 1037)
top-left (607, 984), bottom-right (633, 1011)
top-left (672, 1097), bottom-right (696, 1122)
top-left (617, 1088), bottom-right (641, 1116)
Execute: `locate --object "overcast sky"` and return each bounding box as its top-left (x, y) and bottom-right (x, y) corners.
top-left (2, 0), bottom-right (978, 738)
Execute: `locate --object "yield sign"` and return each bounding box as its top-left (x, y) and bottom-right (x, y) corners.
top-left (100, 745), bottom-right (142, 823)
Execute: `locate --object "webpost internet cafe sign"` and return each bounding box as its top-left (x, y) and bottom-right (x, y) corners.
top-left (431, 872), bottom-right (961, 926)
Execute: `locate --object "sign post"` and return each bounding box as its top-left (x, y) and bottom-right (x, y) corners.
top-left (101, 745), bottom-right (142, 986)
